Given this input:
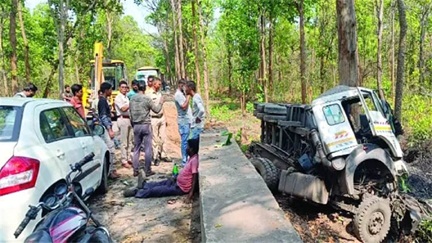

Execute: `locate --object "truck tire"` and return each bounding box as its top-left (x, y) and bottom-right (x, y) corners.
top-left (264, 104), bottom-right (287, 115)
top-left (250, 157), bottom-right (280, 192)
top-left (256, 103), bottom-right (269, 113)
top-left (353, 195), bottom-right (391, 243)
top-left (263, 114), bottom-right (286, 122)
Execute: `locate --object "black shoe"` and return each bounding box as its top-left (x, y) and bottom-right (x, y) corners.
top-left (154, 159), bottom-right (160, 166)
top-left (145, 171), bottom-right (156, 177)
top-left (123, 187), bottom-right (138, 197)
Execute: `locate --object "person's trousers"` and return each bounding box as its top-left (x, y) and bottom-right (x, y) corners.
top-left (190, 126), bottom-right (203, 141)
top-left (178, 123), bottom-right (190, 165)
top-left (117, 117), bottom-right (132, 163)
top-left (133, 124), bottom-right (153, 173)
top-left (135, 179), bottom-right (186, 198)
top-left (102, 127), bottom-right (116, 173)
top-left (151, 116), bottom-right (168, 160)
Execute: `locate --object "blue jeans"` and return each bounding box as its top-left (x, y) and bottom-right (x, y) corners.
top-left (190, 127), bottom-right (203, 141)
top-left (178, 123), bottom-right (190, 165)
top-left (135, 179), bottom-right (185, 198)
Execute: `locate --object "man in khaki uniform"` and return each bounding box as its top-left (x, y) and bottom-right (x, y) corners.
top-left (114, 80), bottom-right (133, 168)
top-left (147, 77), bottom-right (172, 165)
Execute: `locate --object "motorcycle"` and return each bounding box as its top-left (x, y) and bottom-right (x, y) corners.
top-left (14, 153), bottom-right (112, 243)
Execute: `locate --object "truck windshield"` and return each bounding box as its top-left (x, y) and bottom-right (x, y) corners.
top-left (136, 70), bottom-right (158, 81)
top-left (0, 106), bottom-right (21, 141)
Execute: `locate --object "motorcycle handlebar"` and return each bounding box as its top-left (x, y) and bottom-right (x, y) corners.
top-left (14, 205), bottom-right (41, 238)
top-left (72, 152), bottom-right (95, 171)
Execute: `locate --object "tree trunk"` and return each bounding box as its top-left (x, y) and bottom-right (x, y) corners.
top-left (390, 1), bottom-right (395, 101)
top-left (268, 18), bottom-right (274, 100)
top-left (259, 14), bottom-right (267, 102)
top-left (43, 63), bottom-right (58, 98)
top-left (177, 0), bottom-right (186, 78)
top-left (376, 0), bottom-right (384, 99)
top-left (170, 0), bottom-right (181, 80)
top-left (418, 3), bottom-right (431, 85)
top-left (227, 40), bottom-right (233, 95)
top-left (57, 0), bottom-right (68, 99)
top-left (298, 0), bottom-right (307, 103)
top-left (162, 35), bottom-right (172, 85)
top-left (395, 0), bottom-right (407, 121)
top-left (197, 0), bottom-right (210, 116)
top-left (106, 11), bottom-right (113, 58)
top-left (336, 0), bottom-right (359, 86)
top-left (191, 0), bottom-right (201, 93)
top-left (18, 1), bottom-right (30, 83)
top-left (9, 0), bottom-right (18, 93)
top-left (0, 8), bottom-right (8, 96)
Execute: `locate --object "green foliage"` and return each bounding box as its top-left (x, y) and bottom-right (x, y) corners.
top-left (417, 219), bottom-right (432, 242)
top-left (402, 94), bottom-right (432, 143)
top-left (209, 103), bottom-right (236, 121)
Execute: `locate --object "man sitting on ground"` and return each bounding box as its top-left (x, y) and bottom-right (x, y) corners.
top-left (124, 139), bottom-right (199, 202)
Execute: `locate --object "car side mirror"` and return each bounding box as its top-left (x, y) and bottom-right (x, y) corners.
top-left (93, 124), bottom-right (105, 136)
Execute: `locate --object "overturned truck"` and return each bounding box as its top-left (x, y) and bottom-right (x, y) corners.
top-left (250, 85), bottom-right (424, 243)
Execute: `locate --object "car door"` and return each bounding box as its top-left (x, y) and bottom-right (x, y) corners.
top-left (36, 106), bottom-right (85, 188)
top-left (61, 107), bottom-right (102, 190)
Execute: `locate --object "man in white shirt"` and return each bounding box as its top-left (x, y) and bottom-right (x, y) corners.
top-left (185, 80), bottom-right (205, 141)
top-left (146, 77), bottom-right (172, 165)
top-left (114, 80), bottom-right (132, 168)
top-left (14, 83), bottom-right (38, 98)
top-left (174, 79), bottom-right (192, 166)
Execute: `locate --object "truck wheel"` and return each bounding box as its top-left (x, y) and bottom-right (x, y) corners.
top-left (353, 195), bottom-right (391, 243)
top-left (264, 104), bottom-right (287, 115)
top-left (256, 103), bottom-right (270, 113)
top-left (250, 157), bottom-right (280, 192)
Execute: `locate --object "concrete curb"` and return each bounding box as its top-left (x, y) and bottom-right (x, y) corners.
top-left (199, 133), bottom-right (302, 243)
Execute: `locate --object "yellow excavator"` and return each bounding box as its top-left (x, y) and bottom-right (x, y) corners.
top-left (82, 42), bottom-right (127, 119)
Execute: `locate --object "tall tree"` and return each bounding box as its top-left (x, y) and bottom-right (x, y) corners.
top-left (176, 0), bottom-right (186, 78)
top-left (0, 3), bottom-right (8, 96)
top-left (336, 0), bottom-right (358, 86)
top-left (296, 0), bottom-right (307, 103)
top-left (418, 2), bottom-right (432, 85)
top-left (191, 0), bottom-right (201, 93)
top-left (9, 0), bottom-right (18, 93)
top-left (170, 0), bottom-right (181, 79)
top-left (18, 1), bottom-right (31, 82)
top-left (198, 0), bottom-right (210, 116)
top-left (376, 0), bottom-right (384, 98)
top-left (259, 13), bottom-right (267, 102)
top-left (395, 0), bottom-right (407, 121)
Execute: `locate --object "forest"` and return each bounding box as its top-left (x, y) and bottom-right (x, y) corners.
top-left (0, 0), bottom-right (431, 143)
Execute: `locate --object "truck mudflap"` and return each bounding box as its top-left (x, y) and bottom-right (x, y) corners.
top-left (278, 169), bottom-right (329, 204)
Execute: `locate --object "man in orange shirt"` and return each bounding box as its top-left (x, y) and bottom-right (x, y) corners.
top-left (70, 84), bottom-right (85, 118)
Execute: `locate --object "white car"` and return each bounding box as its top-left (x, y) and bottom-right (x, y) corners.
top-left (0, 98), bottom-right (110, 242)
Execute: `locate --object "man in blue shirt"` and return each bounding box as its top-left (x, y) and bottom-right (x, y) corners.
top-left (127, 80), bottom-right (139, 100)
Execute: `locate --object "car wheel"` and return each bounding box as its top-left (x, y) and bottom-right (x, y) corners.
top-left (96, 155), bottom-right (109, 194)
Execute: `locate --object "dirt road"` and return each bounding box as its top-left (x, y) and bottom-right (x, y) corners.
top-left (89, 101), bottom-right (200, 243)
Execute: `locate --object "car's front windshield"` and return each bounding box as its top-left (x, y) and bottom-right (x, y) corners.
top-left (0, 106), bottom-right (20, 141)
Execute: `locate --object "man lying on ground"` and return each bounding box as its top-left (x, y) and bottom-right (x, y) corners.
top-left (123, 138), bottom-right (199, 202)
